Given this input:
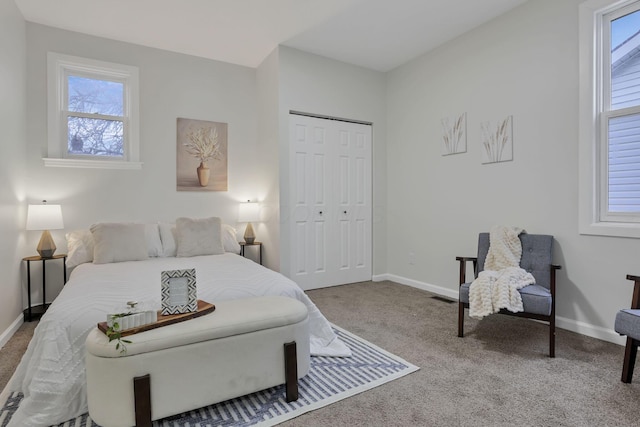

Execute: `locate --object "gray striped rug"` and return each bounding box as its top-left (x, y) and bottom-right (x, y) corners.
top-left (0, 326), bottom-right (418, 427)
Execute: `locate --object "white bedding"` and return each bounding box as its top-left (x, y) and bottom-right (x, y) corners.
top-left (8, 254), bottom-right (350, 427)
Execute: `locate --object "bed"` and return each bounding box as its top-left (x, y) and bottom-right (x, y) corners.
top-left (7, 219), bottom-right (350, 426)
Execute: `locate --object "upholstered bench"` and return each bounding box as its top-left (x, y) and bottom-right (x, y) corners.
top-left (85, 295), bottom-right (310, 427)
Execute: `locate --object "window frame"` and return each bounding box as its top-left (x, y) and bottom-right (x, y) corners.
top-left (579, 0), bottom-right (640, 237)
top-left (46, 52), bottom-right (141, 169)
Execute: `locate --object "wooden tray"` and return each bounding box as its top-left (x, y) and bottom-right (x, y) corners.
top-left (97, 300), bottom-right (215, 338)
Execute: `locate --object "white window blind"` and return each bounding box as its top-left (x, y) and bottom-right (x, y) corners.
top-left (608, 113), bottom-right (640, 213)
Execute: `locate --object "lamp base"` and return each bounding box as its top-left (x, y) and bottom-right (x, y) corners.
top-left (36, 230), bottom-right (56, 259)
top-left (244, 223), bottom-right (256, 245)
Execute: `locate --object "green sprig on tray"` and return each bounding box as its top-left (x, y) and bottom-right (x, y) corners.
top-left (105, 313), bottom-right (133, 354)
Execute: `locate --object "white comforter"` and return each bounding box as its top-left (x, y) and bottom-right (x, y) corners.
top-left (8, 254), bottom-right (349, 427)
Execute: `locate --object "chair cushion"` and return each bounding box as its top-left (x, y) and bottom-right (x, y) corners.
top-left (615, 309), bottom-right (640, 340)
top-left (518, 284), bottom-right (553, 316)
top-left (459, 283), bottom-right (552, 316)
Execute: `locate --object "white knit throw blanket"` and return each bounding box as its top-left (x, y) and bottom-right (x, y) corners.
top-left (468, 226), bottom-right (535, 319)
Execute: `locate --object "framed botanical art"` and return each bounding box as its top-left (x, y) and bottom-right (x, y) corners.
top-left (161, 268), bottom-right (197, 315)
top-left (481, 115), bottom-right (513, 164)
top-left (441, 112), bottom-right (467, 155)
top-left (176, 118), bottom-right (228, 191)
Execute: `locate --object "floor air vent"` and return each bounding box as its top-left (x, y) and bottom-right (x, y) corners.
top-left (431, 296), bottom-right (455, 304)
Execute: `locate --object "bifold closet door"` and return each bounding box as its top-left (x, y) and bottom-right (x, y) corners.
top-left (289, 114), bottom-right (372, 290)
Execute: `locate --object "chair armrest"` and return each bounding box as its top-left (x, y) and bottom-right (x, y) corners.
top-left (625, 274), bottom-right (640, 309)
top-left (456, 256), bottom-right (478, 285)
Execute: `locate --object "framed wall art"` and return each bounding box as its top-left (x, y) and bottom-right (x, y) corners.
top-left (176, 118), bottom-right (228, 191)
top-left (161, 268), bottom-right (197, 315)
top-left (441, 112), bottom-right (467, 155)
top-left (481, 115), bottom-right (513, 164)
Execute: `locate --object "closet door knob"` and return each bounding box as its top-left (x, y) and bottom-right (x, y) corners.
top-left (343, 210), bottom-right (347, 214)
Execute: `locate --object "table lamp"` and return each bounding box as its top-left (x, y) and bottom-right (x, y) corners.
top-left (238, 200), bottom-right (260, 244)
top-left (26, 201), bottom-right (64, 258)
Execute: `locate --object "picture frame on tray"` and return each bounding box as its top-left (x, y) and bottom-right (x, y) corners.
top-left (161, 268), bottom-right (197, 315)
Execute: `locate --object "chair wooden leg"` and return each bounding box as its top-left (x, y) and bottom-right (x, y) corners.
top-left (458, 302), bottom-right (464, 337)
top-left (549, 318), bottom-right (555, 358)
top-left (621, 337), bottom-right (638, 383)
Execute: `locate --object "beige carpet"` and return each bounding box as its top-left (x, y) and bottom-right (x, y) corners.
top-left (2, 281), bottom-right (639, 426)
top-left (0, 320), bottom-right (36, 392)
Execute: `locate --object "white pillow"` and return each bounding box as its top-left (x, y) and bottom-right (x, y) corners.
top-left (159, 223), bottom-right (178, 257)
top-left (91, 223), bottom-right (149, 264)
top-left (222, 224), bottom-right (241, 254)
top-left (161, 222), bottom-right (240, 256)
top-left (144, 223), bottom-right (163, 257)
top-left (175, 217), bottom-right (224, 257)
top-left (66, 224), bottom-right (162, 266)
top-left (65, 229), bottom-right (94, 268)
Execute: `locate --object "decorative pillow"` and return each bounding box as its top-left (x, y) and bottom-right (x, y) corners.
top-left (160, 222), bottom-right (239, 256)
top-left (91, 223), bottom-right (149, 264)
top-left (222, 224), bottom-right (241, 254)
top-left (175, 217), bottom-right (224, 257)
top-left (67, 224), bottom-right (162, 266)
top-left (65, 229), bottom-right (95, 268)
top-left (144, 223), bottom-right (163, 257)
top-left (158, 223), bottom-right (178, 257)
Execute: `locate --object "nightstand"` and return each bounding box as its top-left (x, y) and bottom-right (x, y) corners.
top-left (239, 241), bottom-right (262, 265)
top-left (23, 254), bottom-right (67, 321)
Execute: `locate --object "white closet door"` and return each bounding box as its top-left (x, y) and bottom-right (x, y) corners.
top-left (289, 114), bottom-right (372, 290)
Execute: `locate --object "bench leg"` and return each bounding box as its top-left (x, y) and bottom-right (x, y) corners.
top-left (134, 374), bottom-right (152, 427)
top-left (284, 341), bottom-right (298, 402)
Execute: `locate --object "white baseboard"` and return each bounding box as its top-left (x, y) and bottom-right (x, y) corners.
top-left (0, 314), bottom-right (24, 350)
top-left (555, 316), bottom-right (626, 346)
top-left (372, 273), bottom-right (459, 300)
top-left (372, 273), bottom-right (626, 346)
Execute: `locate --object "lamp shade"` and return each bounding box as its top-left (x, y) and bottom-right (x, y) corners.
top-left (238, 202), bottom-right (260, 223)
top-left (26, 204), bottom-right (64, 230)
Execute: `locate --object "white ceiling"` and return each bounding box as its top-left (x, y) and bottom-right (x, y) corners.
top-left (14, 0), bottom-right (528, 72)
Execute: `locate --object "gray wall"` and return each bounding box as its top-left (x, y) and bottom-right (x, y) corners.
top-left (3, 0), bottom-right (634, 346)
top-left (0, 0), bottom-right (28, 344)
top-left (256, 48), bottom-right (281, 270)
top-left (385, 0), bottom-right (637, 342)
top-left (23, 23), bottom-right (265, 299)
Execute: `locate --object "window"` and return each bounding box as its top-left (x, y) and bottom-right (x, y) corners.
top-left (580, 0), bottom-right (640, 237)
top-left (46, 53), bottom-right (141, 169)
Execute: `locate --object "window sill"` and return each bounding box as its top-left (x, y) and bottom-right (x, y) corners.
top-left (579, 221), bottom-right (640, 239)
top-left (43, 158), bottom-right (143, 170)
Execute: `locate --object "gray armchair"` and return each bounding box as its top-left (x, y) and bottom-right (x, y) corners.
top-left (456, 233), bottom-right (561, 357)
top-left (614, 275), bottom-right (640, 383)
